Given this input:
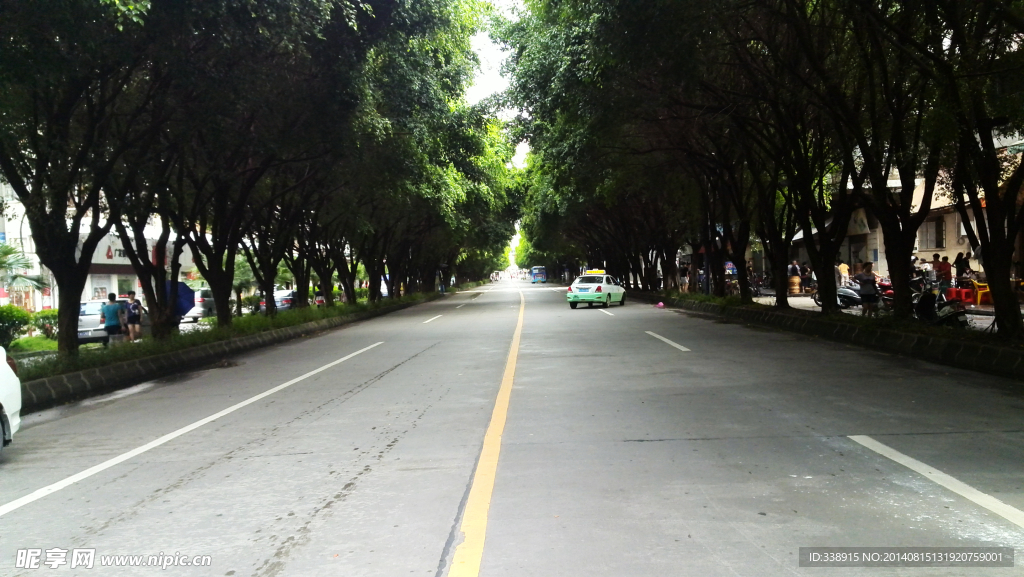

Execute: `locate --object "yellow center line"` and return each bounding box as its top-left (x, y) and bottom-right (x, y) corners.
top-left (447, 291), bottom-right (525, 577)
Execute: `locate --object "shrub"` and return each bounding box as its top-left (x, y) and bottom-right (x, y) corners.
top-left (0, 305), bottom-right (33, 349)
top-left (32, 309), bottom-right (60, 339)
top-left (242, 295), bottom-right (261, 314)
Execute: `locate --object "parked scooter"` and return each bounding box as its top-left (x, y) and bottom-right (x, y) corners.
top-left (812, 284), bottom-right (863, 309)
top-left (914, 287), bottom-right (969, 328)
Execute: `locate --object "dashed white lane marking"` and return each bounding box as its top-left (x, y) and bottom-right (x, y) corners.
top-left (599, 309), bottom-right (614, 316)
top-left (456, 304), bottom-right (466, 309)
top-left (0, 342), bottom-right (385, 519)
top-left (645, 331), bottom-right (690, 352)
top-left (849, 435), bottom-right (1024, 529)
top-left (423, 315), bottom-right (443, 324)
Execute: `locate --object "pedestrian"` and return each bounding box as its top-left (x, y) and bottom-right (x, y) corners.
top-left (855, 262), bottom-right (880, 318)
top-left (125, 290), bottom-right (144, 341)
top-left (99, 293), bottom-right (126, 345)
top-left (919, 257), bottom-right (933, 278)
top-left (800, 262), bottom-right (812, 291)
top-left (838, 260), bottom-right (850, 286)
top-left (936, 256), bottom-right (953, 291)
top-left (788, 260), bottom-right (800, 277)
top-left (930, 253), bottom-right (942, 282)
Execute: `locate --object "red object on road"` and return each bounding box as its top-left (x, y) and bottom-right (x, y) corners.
top-left (959, 289), bottom-right (973, 303)
top-left (945, 288), bottom-right (959, 301)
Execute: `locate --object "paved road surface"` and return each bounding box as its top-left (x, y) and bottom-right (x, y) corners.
top-left (1, 279), bottom-right (1022, 576)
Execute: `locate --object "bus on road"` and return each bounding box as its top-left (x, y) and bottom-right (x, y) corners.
top-left (531, 266), bottom-right (547, 283)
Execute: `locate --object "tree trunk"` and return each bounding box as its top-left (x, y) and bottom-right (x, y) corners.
top-left (55, 274), bottom-right (88, 356)
top-left (771, 258), bottom-right (790, 309)
top-left (983, 251), bottom-right (1024, 337)
top-left (292, 260), bottom-right (311, 308)
top-left (314, 265), bottom-right (335, 307)
top-left (337, 262), bottom-right (356, 304)
top-left (260, 277), bottom-right (277, 316)
top-left (211, 281), bottom-right (235, 323)
top-left (234, 288), bottom-right (244, 317)
top-left (813, 245), bottom-right (842, 315)
top-left (880, 228), bottom-right (915, 319)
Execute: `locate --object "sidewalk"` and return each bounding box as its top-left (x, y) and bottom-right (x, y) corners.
top-left (753, 295), bottom-right (1021, 317)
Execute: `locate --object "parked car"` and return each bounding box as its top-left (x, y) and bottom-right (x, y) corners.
top-left (184, 289), bottom-right (215, 322)
top-left (0, 349), bottom-right (20, 454)
top-left (260, 290), bottom-right (296, 312)
top-left (78, 299), bottom-right (150, 344)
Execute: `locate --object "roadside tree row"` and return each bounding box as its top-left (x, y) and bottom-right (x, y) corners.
top-left (500, 0), bottom-right (1024, 337)
top-left (0, 0), bottom-right (517, 354)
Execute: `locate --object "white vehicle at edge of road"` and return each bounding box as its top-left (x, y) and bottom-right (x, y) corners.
top-left (566, 270), bottom-right (626, 309)
top-left (0, 347), bottom-right (21, 453)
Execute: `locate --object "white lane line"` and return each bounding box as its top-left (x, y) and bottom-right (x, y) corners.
top-left (849, 435), bottom-right (1024, 529)
top-left (599, 309), bottom-right (614, 316)
top-left (0, 342), bottom-right (384, 519)
top-left (423, 315), bottom-right (443, 324)
top-left (645, 331), bottom-right (690, 352)
top-left (456, 304), bottom-right (466, 309)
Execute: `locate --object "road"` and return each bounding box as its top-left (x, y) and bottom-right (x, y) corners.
top-left (1, 279), bottom-right (1023, 576)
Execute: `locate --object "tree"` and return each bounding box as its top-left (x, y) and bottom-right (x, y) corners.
top-left (0, 0), bottom-right (170, 354)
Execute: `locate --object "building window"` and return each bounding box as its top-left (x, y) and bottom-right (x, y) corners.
top-left (918, 219), bottom-right (945, 249)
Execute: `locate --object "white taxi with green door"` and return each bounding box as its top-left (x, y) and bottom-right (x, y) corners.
top-left (566, 271), bottom-right (626, 309)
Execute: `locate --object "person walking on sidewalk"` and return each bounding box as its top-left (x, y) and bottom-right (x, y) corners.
top-left (838, 260), bottom-right (850, 286)
top-left (855, 262), bottom-right (880, 318)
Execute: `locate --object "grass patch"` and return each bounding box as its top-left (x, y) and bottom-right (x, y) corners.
top-left (659, 290), bottom-right (746, 308)
top-left (9, 335), bottom-right (58, 353)
top-left (18, 288), bottom-right (465, 383)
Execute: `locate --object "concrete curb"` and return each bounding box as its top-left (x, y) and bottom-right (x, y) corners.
top-left (632, 292), bottom-right (1024, 381)
top-left (20, 295), bottom-right (443, 415)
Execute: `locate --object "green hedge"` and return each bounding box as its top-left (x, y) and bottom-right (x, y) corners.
top-left (32, 309), bottom-right (60, 339)
top-left (18, 281), bottom-right (490, 382)
top-left (19, 295), bottom-right (432, 382)
top-left (0, 305), bottom-right (32, 349)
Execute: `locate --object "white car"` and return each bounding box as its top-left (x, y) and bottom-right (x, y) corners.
top-left (566, 270), bottom-right (626, 309)
top-left (0, 349), bottom-right (21, 454)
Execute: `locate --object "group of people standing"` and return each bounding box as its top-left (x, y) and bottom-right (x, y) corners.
top-left (913, 252), bottom-right (979, 290)
top-left (100, 291), bottom-right (145, 343)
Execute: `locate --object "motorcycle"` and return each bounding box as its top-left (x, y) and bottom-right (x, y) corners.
top-left (914, 287), bottom-right (969, 329)
top-left (878, 275), bottom-right (928, 310)
top-left (812, 284), bottom-right (863, 309)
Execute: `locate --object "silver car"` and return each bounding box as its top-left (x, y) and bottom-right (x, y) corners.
top-left (78, 300), bottom-right (149, 344)
top-left (184, 289), bottom-right (215, 322)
